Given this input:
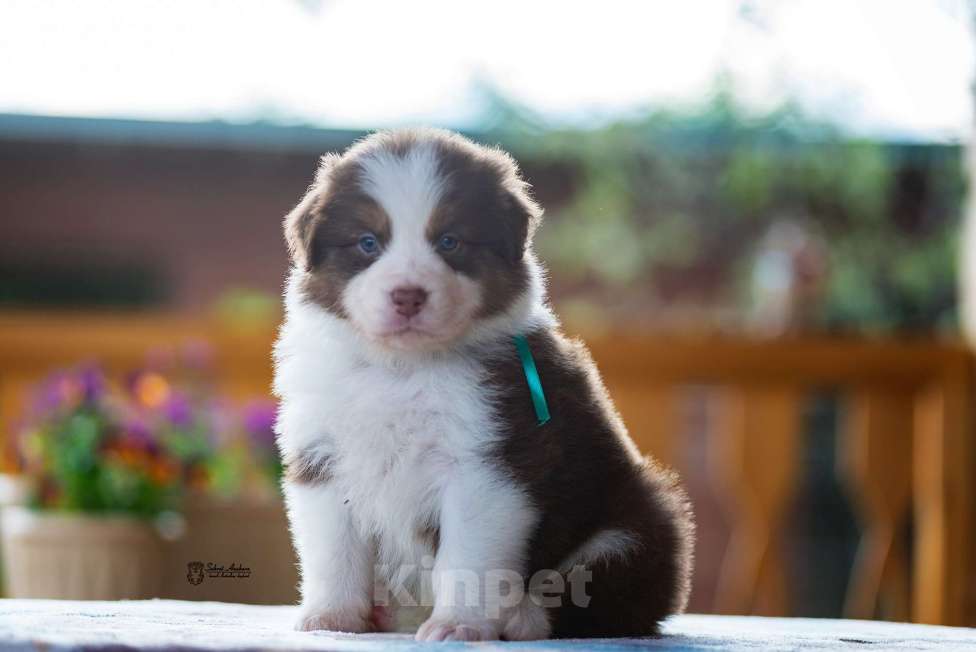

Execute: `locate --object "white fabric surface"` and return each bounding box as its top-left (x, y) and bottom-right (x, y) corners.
top-left (0, 599), bottom-right (974, 651)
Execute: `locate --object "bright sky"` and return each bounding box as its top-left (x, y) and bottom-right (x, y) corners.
top-left (0, 0), bottom-right (973, 141)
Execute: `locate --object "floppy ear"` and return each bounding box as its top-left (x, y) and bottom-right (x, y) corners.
top-left (498, 180), bottom-right (543, 264)
top-left (283, 154), bottom-right (339, 271)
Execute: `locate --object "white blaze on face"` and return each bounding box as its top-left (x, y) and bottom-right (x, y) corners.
top-left (341, 144), bottom-right (483, 350)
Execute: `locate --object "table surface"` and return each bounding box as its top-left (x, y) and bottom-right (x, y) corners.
top-left (1, 600), bottom-right (975, 651)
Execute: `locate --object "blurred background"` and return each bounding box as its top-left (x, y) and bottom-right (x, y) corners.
top-left (0, 0), bottom-right (974, 627)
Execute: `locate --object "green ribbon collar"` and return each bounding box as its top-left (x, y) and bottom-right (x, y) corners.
top-left (513, 335), bottom-right (551, 426)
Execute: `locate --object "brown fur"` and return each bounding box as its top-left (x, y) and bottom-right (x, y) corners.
top-left (425, 135), bottom-right (539, 317)
top-left (481, 329), bottom-right (695, 637)
top-left (416, 525), bottom-right (441, 555)
top-left (283, 129), bottom-right (541, 319)
top-left (284, 157), bottom-right (393, 317)
top-left (283, 448), bottom-right (334, 485)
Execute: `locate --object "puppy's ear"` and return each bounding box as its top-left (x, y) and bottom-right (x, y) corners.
top-left (284, 154), bottom-right (339, 271)
top-left (498, 180), bottom-right (543, 264)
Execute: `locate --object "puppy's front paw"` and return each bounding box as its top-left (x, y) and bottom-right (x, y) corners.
top-left (502, 598), bottom-right (551, 641)
top-left (415, 613), bottom-right (500, 642)
top-left (295, 604), bottom-right (372, 633)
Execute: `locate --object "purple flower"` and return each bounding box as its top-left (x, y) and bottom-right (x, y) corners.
top-left (31, 371), bottom-right (69, 415)
top-left (77, 364), bottom-right (105, 405)
top-left (28, 364), bottom-right (104, 417)
top-left (206, 400), bottom-right (237, 446)
top-left (163, 392), bottom-right (193, 428)
top-left (122, 416), bottom-right (157, 452)
top-left (242, 400), bottom-right (277, 449)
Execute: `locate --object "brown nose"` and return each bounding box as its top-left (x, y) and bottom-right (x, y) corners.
top-left (391, 286), bottom-right (428, 318)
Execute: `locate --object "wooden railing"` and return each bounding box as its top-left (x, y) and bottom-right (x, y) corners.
top-left (0, 312), bottom-right (973, 625)
top-left (588, 335), bottom-right (975, 626)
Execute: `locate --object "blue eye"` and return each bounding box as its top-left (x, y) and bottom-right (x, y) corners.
top-left (358, 234), bottom-right (380, 255)
top-left (437, 234), bottom-right (460, 252)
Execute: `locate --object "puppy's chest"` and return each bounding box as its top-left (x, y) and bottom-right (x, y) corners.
top-left (325, 361), bottom-right (494, 522)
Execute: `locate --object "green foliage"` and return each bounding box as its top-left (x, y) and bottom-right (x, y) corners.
top-left (489, 90), bottom-right (966, 333)
top-left (22, 388), bottom-right (181, 517)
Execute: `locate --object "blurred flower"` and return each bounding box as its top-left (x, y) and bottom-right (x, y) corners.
top-left (15, 351), bottom-right (283, 515)
top-left (77, 364), bottom-right (105, 404)
top-left (205, 399), bottom-right (237, 447)
top-left (242, 400), bottom-right (277, 449)
top-left (134, 372), bottom-right (170, 409)
top-left (111, 444), bottom-right (149, 470)
top-left (121, 416), bottom-right (157, 453)
top-left (31, 371), bottom-right (78, 415)
top-left (31, 373), bottom-right (65, 415)
top-left (149, 459), bottom-right (178, 484)
top-left (162, 392), bottom-right (193, 428)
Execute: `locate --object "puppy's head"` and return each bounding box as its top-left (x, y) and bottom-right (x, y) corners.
top-left (285, 129), bottom-right (542, 352)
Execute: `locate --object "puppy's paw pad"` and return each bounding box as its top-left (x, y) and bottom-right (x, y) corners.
top-left (370, 605), bottom-right (395, 632)
top-left (295, 606), bottom-right (371, 633)
top-left (416, 616), bottom-right (498, 642)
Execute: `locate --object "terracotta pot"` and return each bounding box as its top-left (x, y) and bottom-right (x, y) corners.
top-left (1, 506), bottom-right (163, 599)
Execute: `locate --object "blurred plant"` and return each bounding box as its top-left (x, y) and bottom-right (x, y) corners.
top-left (488, 86), bottom-right (965, 334)
top-left (17, 364), bottom-right (181, 516)
top-left (15, 349), bottom-right (282, 517)
top-left (204, 399), bottom-right (282, 502)
top-left (749, 221), bottom-right (827, 335)
top-left (214, 288), bottom-right (279, 331)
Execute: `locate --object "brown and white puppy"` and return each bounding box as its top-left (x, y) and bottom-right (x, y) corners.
top-left (273, 128), bottom-right (693, 641)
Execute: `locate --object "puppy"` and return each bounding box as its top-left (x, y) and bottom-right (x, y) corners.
top-left (273, 128), bottom-right (693, 640)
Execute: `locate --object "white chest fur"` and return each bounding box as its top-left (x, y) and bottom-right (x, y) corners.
top-left (332, 357), bottom-right (493, 560)
top-left (274, 304), bottom-right (500, 570)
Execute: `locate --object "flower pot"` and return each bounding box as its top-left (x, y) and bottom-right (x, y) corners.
top-left (160, 493), bottom-right (298, 604)
top-left (1, 506), bottom-right (163, 599)
top-left (0, 474), bottom-right (30, 595)
top-left (0, 475), bottom-right (29, 508)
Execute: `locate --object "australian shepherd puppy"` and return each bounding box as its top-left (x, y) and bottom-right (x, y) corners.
top-left (273, 128), bottom-right (693, 641)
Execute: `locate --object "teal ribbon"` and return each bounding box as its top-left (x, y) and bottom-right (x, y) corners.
top-left (513, 335), bottom-right (551, 426)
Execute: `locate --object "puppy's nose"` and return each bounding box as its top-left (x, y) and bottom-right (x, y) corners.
top-left (391, 286), bottom-right (428, 318)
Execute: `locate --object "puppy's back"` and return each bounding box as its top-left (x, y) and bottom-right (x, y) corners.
top-left (481, 328), bottom-right (694, 636)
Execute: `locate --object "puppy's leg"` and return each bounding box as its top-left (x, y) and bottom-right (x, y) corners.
top-left (285, 481), bottom-right (375, 632)
top-left (415, 467), bottom-right (549, 642)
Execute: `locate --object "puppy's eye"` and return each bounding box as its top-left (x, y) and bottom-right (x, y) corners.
top-left (358, 233), bottom-right (380, 255)
top-left (437, 234), bottom-right (460, 252)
